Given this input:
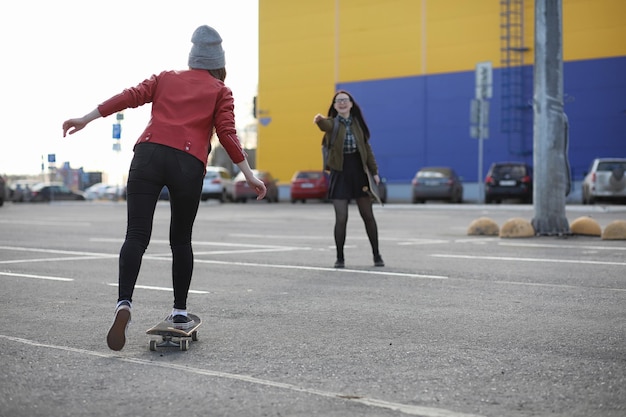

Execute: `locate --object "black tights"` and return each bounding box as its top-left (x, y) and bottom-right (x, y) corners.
top-left (118, 143), bottom-right (203, 310)
top-left (332, 197), bottom-right (380, 260)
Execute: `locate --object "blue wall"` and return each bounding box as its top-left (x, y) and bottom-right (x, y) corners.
top-left (339, 56), bottom-right (626, 183)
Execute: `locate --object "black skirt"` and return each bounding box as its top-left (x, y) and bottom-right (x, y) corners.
top-left (328, 152), bottom-right (370, 200)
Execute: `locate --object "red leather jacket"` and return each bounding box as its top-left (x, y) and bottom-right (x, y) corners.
top-left (97, 69), bottom-right (246, 167)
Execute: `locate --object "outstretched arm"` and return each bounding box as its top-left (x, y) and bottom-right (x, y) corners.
top-left (313, 114), bottom-right (333, 133)
top-left (62, 109), bottom-right (102, 137)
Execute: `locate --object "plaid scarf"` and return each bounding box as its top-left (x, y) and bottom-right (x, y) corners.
top-left (338, 116), bottom-right (357, 154)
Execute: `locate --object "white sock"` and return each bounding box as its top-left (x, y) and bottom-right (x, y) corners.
top-left (116, 300), bottom-right (131, 309)
top-left (172, 308), bottom-right (187, 317)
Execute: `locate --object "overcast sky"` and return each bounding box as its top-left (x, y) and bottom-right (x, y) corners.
top-left (0, 0), bottom-right (258, 178)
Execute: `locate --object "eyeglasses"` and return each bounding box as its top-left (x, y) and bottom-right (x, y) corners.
top-left (334, 98), bottom-right (350, 104)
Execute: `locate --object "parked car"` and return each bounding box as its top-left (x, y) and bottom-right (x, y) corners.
top-left (411, 167), bottom-right (463, 203)
top-left (29, 183), bottom-right (86, 202)
top-left (104, 185), bottom-right (126, 201)
top-left (582, 158), bottom-right (626, 204)
top-left (201, 166), bottom-right (233, 202)
top-left (231, 170), bottom-right (279, 203)
top-left (290, 170), bottom-right (329, 203)
top-left (9, 179), bottom-right (39, 203)
top-left (84, 182), bottom-right (110, 200)
top-left (484, 162), bottom-right (533, 204)
top-left (0, 175), bottom-right (7, 206)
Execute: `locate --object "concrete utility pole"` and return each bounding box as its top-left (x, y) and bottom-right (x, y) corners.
top-left (531, 0), bottom-right (570, 236)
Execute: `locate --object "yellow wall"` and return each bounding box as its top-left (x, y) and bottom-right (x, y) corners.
top-left (563, 0), bottom-right (626, 61)
top-left (337, 0), bottom-right (424, 80)
top-left (425, 1), bottom-right (503, 74)
top-left (257, 0), bottom-right (626, 183)
top-left (257, 0), bottom-right (337, 184)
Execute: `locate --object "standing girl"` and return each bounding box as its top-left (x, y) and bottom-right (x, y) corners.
top-left (314, 90), bottom-right (384, 268)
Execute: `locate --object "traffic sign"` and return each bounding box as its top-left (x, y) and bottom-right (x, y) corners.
top-left (112, 124), bottom-right (121, 139)
top-left (475, 61), bottom-right (493, 99)
top-left (470, 99), bottom-right (489, 139)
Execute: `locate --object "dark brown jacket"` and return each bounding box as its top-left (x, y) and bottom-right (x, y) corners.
top-left (317, 117), bottom-right (379, 175)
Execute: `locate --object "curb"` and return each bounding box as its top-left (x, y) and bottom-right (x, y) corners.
top-left (467, 216), bottom-right (626, 239)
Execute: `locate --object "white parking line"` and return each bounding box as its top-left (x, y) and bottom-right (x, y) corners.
top-left (0, 271), bottom-right (74, 282)
top-left (194, 259), bottom-right (448, 280)
top-left (90, 237), bottom-right (303, 250)
top-left (491, 280), bottom-right (626, 291)
top-left (0, 219), bottom-right (91, 227)
top-left (397, 239), bottom-right (449, 246)
top-left (230, 233), bottom-right (449, 246)
top-left (192, 247), bottom-right (307, 255)
top-left (0, 335), bottom-right (485, 417)
top-left (0, 245), bottom-right (116, 258)
top-left (0, 243), bottom-right (447, 283)
top-left (431, 253), bottom-right (626, 267)
top-left (88, 239), bottom-right (447, 279)
top-left (0, 256), bottom-right (114, 265)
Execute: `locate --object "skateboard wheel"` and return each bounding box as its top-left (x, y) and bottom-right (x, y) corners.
top-left (149, 340), bottom-right (157, 351)
top-left (180, 339), bottom-right (190, 351)
top-left (192, 331), bottom-right (198, 342)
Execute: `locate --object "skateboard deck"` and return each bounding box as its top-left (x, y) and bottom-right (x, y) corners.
top-left (364, 167), bottom-right (383, 205)
top-left (146, 313), bottom-right (202, 351)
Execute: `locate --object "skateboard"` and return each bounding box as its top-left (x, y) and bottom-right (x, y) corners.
top-left (363, 167), bottom-right (383, 205)
top-left (146, 313), bottom-right (202, 351)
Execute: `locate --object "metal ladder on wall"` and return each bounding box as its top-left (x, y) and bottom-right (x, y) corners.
top-left (500, 0), bottom-right (531, 157)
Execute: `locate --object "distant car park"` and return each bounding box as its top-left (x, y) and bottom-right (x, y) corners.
top-left (582, 158), bottom-right (626, 204)
top-left (30, 183), bottom-right (86, 202)
top-left (290, 170), bottom-right (329, 203)
top-left (411, 167), bottom-right (463, 203)
top-left (484, 162), bottom-right (533, 204)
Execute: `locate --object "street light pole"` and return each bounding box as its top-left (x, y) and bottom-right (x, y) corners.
top-left (531, 0), bottom-right (570, 235)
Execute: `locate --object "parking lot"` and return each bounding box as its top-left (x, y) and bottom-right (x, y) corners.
top-left (0, 200), bottom-right (625, 417)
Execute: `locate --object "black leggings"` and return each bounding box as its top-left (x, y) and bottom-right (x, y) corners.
top-left (118, 143), bottom-right (204, 310)
top-left (332, 196), bottom-right (380, 260)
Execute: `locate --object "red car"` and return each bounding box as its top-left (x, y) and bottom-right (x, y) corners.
top-left (290, 170), bottom-right (329, 203)
top-left (230, 170), bottom-right (279, 203)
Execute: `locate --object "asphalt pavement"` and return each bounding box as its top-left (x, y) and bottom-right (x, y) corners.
top-left (0, 200), bottom-right (625, 417)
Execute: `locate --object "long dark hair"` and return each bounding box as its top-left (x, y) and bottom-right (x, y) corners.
top-left (208, 68), bottom-right (227, 82)
top-left (326, 90), bottom-right (370, 141)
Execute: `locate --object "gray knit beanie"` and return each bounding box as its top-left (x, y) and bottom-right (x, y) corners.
top-left (188, 25), bottom-right (225, 70)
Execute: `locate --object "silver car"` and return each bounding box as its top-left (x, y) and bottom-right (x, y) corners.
top-left (201, 166), bottom-right (233, 202)
top-left (582, 158), bottom-right (626, 204)
top-left (412, 167), bottom-right (463, 203)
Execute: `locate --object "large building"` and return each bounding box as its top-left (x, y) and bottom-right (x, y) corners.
top-left (256, 0), bottom-right (625, 186)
